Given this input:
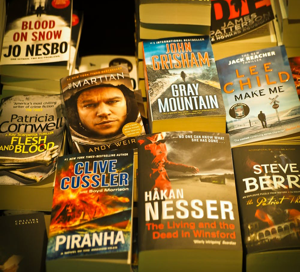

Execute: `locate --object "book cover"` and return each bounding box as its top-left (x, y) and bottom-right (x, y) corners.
top-left (288, 56), bottom-right (300, 100)
top-left (0, 212), bottom-right (48, 272)
top-left (216, 45), bottom-right (300, 148)
top-left (137, 131), bottom-right (242, 272)
top-left (69, 9), bottom-right (83, 75)
top-left (210, 0), bottom-right (274, 44)
top-left (0, 95), bottom-right (65, 185)
top-left (0, 0), bottom-right (72, 65)
top-left (142, 35), bottom-right (226, 133)
top-left (61, 65), bottom-right (145, 154)
top-left (232, 144), bottom-right (300, 254)
top-left (46, 150), bottom-right (135, 271)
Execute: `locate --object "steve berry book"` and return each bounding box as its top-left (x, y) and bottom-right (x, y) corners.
top-left (210, 0), bottom-right (274, 43)
top-left (136, 131), bottom-right (243, 272)
top-left (216, 45), bottom-right (300, 148)
top-left (46, 149), bottom-right (135, 272)
top-left (232, 144), bottom-right (300, 254)
top-left (61, 65), bottom-right (145, 154)
top-left (142, 35), bottom-right (226, 134)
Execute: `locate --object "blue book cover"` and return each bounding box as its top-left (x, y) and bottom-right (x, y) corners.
top-left (216, 45), bottom-right (300, 147)
top-left (46, 149), bottom-right (135, 268)
top-left (143, 36), bottom-right (225, 133)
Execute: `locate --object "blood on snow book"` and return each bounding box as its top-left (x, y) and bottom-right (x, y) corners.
top-left (61, 65), bottom-right (145, 154)
top-left (136, 131), bottom-right (243, 272)
top-left (232, 144), bottom-right (300, 271)
top-left (46, 149), bottom-right (135, 272)
top-left (0, 95), bottom-right (66, 211)
top-left (0, 212), bottom-right (48, 272)
top-left (142, 35), bottom-right (226, 134)
top-left (0, 0), bottom-right (73, 80)
top-left (210, 0), bottom-right (274, 44)
top-left (216, 45), bottom-right (300, 148)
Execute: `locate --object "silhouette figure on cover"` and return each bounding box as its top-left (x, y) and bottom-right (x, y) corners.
top-left (180, 71), bottom-right (187, 82)
top-left (258, 110), bottom-right (267, 128)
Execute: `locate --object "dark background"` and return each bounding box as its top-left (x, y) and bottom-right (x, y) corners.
top-left (73, 0), bottom-right (136, 58)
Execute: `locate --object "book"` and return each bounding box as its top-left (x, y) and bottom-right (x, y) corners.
top-left (211, 22), bottom-right (277, 61)
top-left (288, 56), bottom-right (300, 100)
top-left (0, 0), bottom-right (73, 80)
top-left (216, 45), bottom-right (300, 148)
top-left (139, 0), bottom-right (211, 28)
top-left (271, 0), bottom-right (300, 48)
top-left (77, 55), bottom-right (139, 92)
top-left (61, 65), bottom-right (145, 154)
top-left (139, 23), bottom-right (209, 40)
top-left (136, 131), bottom-right (243, 272)
top-left (142, 35), bottom-right (226, 134)
top-left (69, 9), bottom-right (83, 75)
top-left (210, 0), bottom-right (274, 44)
top-left (283, 0), bottom-right (300, 19)
top-left (46, 149), bottom-right (135, 272)
top-left (0, 94), bottom-right (66, 211)
top-left (0, 75), bottom-right (61, 93)
top-left (0, 0), bottom-right (6, 56)
top-left (270, 1), bottom-right (300, 58)
top-left (232, 144), bottom-right (300, 271)
top-left (0, 212), bottom-right (48, 272)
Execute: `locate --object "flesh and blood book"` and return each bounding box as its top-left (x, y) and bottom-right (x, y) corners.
top-left (0, 95), bottom-right (65, 185)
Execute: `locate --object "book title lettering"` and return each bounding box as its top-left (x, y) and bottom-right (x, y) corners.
top-left (151, 42), bottom-right (210, 70)
top-left (158, 83), bottom-right (220, 113)
top-left (3, 20), bottom-right (68, 58)
top-left (243, 162), bottom-right (300, 193)
top-left (60, 159), bottom-right (129, 190)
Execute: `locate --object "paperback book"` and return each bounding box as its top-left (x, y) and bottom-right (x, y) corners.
top-left (288, 56), bottom-right (300, 100)
top-left (61, 65), bottom-right (145, 153)
top-left (77, 54), bottom-right (139, 91)
top-left (232, 144), bottom-right (300, 270)
top-left (210, 0), bottom-right (274, 43)
top-left (142, 35), bottom-right (226, 133)
top-left (0, 95), bottom-right (65, 211)
top-left (216, 45), bottom-right (300, 148)
top-left (0, 0), bottom-right (73, 79)
top-left (46, 149), bottom-right (135, 272)
top-left (136, 131), bottom-right (243, 272)
top-left (0, 95), bottom-right (65, 185)
top-left (0, 212), bottom-right (48, 272)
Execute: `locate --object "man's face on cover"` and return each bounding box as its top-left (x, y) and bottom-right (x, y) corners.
top-left (77, 86), bottom-right (127, 137)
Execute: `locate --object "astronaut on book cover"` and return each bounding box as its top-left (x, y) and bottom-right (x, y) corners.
top-left (62, 66), bottom-right (145, 153)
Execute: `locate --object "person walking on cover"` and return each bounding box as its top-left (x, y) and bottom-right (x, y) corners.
top-left (180, 71), bottom-right (187, 82)
top-left (258, 110), bottom-right (267, 128)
